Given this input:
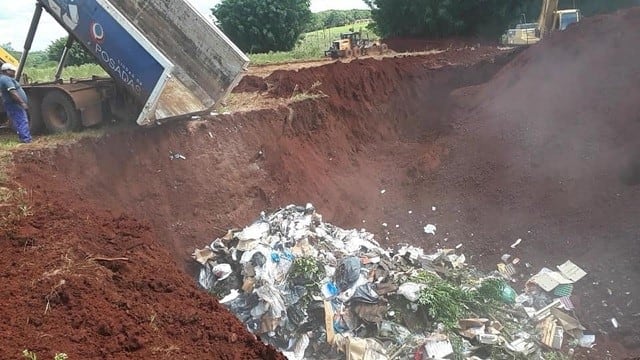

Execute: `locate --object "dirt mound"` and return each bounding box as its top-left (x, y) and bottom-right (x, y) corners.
top-left (233, 75), bottom-right (268, 93)
top-left (0, 199), bottom-right (283, 359)
top-left (435, 7), bottom-right (640, 353)
top-left (263, 47), bottom-right (506, 99)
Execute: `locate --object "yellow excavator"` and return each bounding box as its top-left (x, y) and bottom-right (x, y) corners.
top-left (502, 0), bottom-right (582, 45)
top-left (0, 46), bottom-right (19, 68)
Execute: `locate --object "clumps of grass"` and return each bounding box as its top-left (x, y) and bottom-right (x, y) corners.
top-left (287, 256), bottom-right (324, 309)
top-left (25, 63), bottom-right (107, 83)
top-left (409, 271), bottom-right (508, 328)
top-left (0, 187), bottom-right (33, 225)
top-left (412, 271), bottom-right (476, 327)
top-left (290, 81), bottom-right (326, 102)
top-left (22, 350), bottom-right (68, 360)
top-left (288, 256), bottom-right (324, 287)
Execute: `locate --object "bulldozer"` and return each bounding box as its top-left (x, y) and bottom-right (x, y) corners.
top-left (325, 31), bottom-right (388, 59)
top-left (501, 0), bottom-right (582, 46)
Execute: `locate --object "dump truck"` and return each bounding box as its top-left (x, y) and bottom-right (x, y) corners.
top-left (7, 0), bottom-right (249, 134)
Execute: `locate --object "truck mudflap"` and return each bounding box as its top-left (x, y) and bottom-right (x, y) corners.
top-left (39, 0), bottom-right (249, 126)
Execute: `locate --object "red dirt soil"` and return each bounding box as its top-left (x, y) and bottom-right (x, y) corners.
top-left (2, 7), bottom-right (640, 359)
top-left (2, 48), bottom-right (509, 359)
top-left (0, 199), bottom-right (284, 359)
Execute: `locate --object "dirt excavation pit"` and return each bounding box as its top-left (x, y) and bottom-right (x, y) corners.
top-left (2, 7), bottom-right (640, 360)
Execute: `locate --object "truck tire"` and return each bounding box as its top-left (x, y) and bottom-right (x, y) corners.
top-left (345, 49), bottom-right (353, 58)
top-left (41, 90), bottom-right (80, 133)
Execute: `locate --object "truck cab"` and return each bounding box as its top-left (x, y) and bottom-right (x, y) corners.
top-left (502, 23), bottom-right (540, 46)
top-left (553, 9), bottom-right (582, 31)
top-left (502, 7), bottom-right (582, 46)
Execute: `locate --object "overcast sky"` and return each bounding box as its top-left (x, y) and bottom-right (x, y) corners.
top-left (0, 0), bottom-right (368, 51)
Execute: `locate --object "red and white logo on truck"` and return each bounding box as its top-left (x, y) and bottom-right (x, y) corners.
top-left (90, 22), bottom-right (105, 44)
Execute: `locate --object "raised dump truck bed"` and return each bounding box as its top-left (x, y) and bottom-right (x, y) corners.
top-left (16, 0), bottom-right (249, 132)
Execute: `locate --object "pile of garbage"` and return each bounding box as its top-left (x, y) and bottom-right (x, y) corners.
top-left (193, 204), bottom-right (594, 359)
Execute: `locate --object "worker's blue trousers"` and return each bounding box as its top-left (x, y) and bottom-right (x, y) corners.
top-left (5, 103), bottom-right (32, 143)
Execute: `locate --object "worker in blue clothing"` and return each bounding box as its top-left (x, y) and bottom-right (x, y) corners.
top-left (0, 63), bottom-right (32, 143)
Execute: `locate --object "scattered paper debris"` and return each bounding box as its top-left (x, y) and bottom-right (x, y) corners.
top-left (423, 335), bottom-right (454, 358)
top-left (529, 268), bottom-right (573, 292)
top-left (510, 238), bottom-right (522, 248)
top-left (169, 152), bottom-right (187, 160)
top-left (557, 260), bottom-right (587, 282)
top-left (579, 334), bottom-right (596, 348)
top-left (423, 224), bottom-right (437, 235)
top-left (539, 317), bottom-right (563, 349)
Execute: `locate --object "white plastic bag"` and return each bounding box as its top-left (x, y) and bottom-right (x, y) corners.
top-left (398, 282), bottom-right (426, 302)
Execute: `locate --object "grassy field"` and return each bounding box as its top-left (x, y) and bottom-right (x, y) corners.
top-left (25, 64), bottom-right (106, 83)
top-left (23, 22), bottom-right (378, 80)
top-left (249, 22), bottom-right (378, 65)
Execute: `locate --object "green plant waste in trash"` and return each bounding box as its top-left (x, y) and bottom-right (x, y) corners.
top-left (410, 271), bottom-right (512, 328)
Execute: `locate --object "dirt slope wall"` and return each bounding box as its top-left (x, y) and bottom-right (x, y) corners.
top-left (437, 7), bottom-right (640, 351)
top-left (14, 52), bottom-right (509, 264)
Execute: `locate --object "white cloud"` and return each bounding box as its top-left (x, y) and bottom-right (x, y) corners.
top-left (0, 3), bottom-right (68, 51)
top-left (0, 0), bottom-right (369, 51)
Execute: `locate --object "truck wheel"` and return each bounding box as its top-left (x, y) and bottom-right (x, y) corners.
top-left (41, 90), bottom-right (80, 133)
top-left (345, 49), bottom-right (353, 58)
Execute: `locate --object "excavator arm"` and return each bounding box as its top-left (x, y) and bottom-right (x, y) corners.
top-left (538, 0), bottom-right (559, 38)
top-left (0, 46), bottom-right (19, 67)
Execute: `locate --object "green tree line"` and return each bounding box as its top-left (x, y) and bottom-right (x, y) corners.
top-left (364, 0), bottom-right (639, 38)
top-left (2, 39), bottom-right (95, 69)
top-left (305, 9), bottom-right (372, 32)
